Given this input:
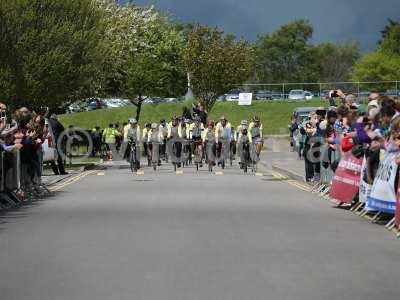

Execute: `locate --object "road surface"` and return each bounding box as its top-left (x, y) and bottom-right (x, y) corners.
top-left (0, 162), bottom-right (399, 300)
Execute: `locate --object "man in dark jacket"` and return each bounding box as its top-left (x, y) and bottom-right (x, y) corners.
top-left (48, 114), bottom-right (67, 175)
top-left (192, 103), bottom-right (207, 126)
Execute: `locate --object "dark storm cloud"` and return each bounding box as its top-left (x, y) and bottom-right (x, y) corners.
top-left (123, 0), bottom-right (400, 50)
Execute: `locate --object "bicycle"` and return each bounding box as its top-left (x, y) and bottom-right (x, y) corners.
top-left (205, 140), bottom-right (216, 172)
top-left (169, 140), bottom-right (182, 172)
top-left (129, 140), bottom-right (139, 173)
top-left (229, 141), bottom-right (235, 166)
top-left (251, 138), bottom-right (263, 173)
top-left (149, 142), bottom-right (160, 171)
top-left (193, 139), bottom-right (203, 171)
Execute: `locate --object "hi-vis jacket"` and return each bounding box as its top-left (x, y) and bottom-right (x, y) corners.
top-left (248, 122), bottom-right (263, 139)
top-left (236, 124), bottom-right (252, 143)
top-left (202, 128), bottom-right (217, 143)
top-left (215, 122), bottom-right (232, 142)
top-left (167, 124), bottom-right (182, 139)
top-left (124, 124), bottom-right (141, 142)
top-left (188, 123), bottom-right (204, 140)
top-left (146, 128), bottom-right (163, 143)
top-left (103, 127), bottom-right (120, 144)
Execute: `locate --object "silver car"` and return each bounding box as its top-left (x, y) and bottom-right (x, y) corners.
top-left (288, 90), bottom-right (306, 100)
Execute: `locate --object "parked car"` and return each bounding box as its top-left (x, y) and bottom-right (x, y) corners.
top-left (164, 97), bottom-right (177, 103)
top-left (225, 89), bottom-right (242, 102)
top-left (288, 90), bottom-right (306, 100)
top-left (304, 91), bottom-right (314, 100)
top-left (143, 98), bottom-right (154, 104)
top-left (86, 98), bottom-right (107, 111)
top-left (255, 90), bottom-right (272, 100)
top-left (292, 107), bottom-right (326, 123)
top-left (385, 90), bottom-right (400, 97)
top-left (104, 98), bottom-right (130, 108)
top-left (319, 90), bottom-right (331, 99)
top-left (66, 101), bottom-right (85, 114)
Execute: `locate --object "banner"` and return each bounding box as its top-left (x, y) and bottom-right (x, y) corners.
top-left (367, 152), bottom-right (398, 214)
top-left (238, 93), bottom-right (252, 106)
top-left (329, 152), bottom-right (363, 204)
top-left (359, 157), bottom-right (372, 204)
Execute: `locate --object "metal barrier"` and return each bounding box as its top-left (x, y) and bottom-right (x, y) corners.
top-left (0, 148), bottom-right (50, 210)
top-left (307, 140), bottom-right (400, 238)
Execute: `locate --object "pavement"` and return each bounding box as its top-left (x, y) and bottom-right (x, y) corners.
top-left (263, 137), bottom-right (305, 181)
top-left (0, 151), bottom-right (400, 300)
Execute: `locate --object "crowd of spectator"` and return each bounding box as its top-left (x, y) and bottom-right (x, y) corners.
top-left (0, 103), bottom-right (67, 209)
top-left (291, 90), bottom-right (400, 194)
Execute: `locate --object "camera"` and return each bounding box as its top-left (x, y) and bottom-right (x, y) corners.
top-left (330, 90), bottom-right (339, 98)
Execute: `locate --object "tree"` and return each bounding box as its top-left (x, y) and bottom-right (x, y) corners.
top-left (183, 25), bottom-right (254, 111)
top-left (123, 17), bottom-right (186, 121)
top-left (353, 20), bottom-right (400, 82)
top-left (352, 51), bottom-right (400, 82)
top-left (98, 1), bottom-right (186, 121)
top-left (381, 22), bottom-right (400, 55)
top-left (254, 19), bottom-right (316, 83)
top-left (313, 42), bottom-right (360, 82)
top-left (0, 0), bottom-right (105, 111)
top-left (379, 18), bottom-right (399, 45)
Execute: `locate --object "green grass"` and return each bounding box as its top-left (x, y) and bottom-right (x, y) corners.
top-left (60, 98), bottom-right (326, 135)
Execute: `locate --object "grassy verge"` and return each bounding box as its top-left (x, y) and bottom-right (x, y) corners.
top-left (60, 98), bottom-right (326, 135)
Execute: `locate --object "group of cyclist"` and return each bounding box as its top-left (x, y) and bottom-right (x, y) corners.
top-left (121, 114), bottom-right (264, 172)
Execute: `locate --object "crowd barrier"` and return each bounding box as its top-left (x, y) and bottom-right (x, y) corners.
top-left (307, 141), bottom-right (400, 238)
top-left (0, 149), bottom-right (50, 211)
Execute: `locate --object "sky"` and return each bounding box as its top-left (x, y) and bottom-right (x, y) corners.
top-left (120, 0), bottom-right (400, 51)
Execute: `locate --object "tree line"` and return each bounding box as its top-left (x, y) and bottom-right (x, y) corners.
top-left (0, 0), bottom-right (399, 116)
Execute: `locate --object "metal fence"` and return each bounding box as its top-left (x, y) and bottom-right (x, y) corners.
top-left (233, 80), bottom-right (400, 100)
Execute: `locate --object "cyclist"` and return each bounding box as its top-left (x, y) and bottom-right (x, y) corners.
top-left (215, 116), bottom-right (232, 166)
top-left (125, 118), bottom-right (141, 168)
top-left (249, 115), bottom-right (264, 160)
top-left (181, 119), bottom-right (192, 165)
top-left (142, 123), bottom-right (151, 159)
top-left (236, 120), bottom-right (249, 145)
top-left (159, 119), bottom-right (169, 161)
top-left (236, 120), bottom-right (250, 168)
top-left (202, 120), bottom-right (217, 168)
top-left (167, 116), bottom-right (183, 167)
top-left (189, 116), bottom-right (204, 167)
top-left (102, 123), bottom-right (121, 161)
top-left (148, 122), bottom-right (162, 167)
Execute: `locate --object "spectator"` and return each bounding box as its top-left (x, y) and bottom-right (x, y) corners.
top-left (192, 103), bottom-right (207, 126)
top-left (91, 126), bottom-right (102, 157)
top-left (48, 114), bottom-right (68, 175)
top-left (182, 106), bottom-right (192, 121)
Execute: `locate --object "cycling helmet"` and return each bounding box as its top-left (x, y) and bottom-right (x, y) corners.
top-left (241, 120), bottom-right (248, 126)
top-left (129, 118), bottom-right (137, 124)
top-left (151, 123), bottom-right (158, 129)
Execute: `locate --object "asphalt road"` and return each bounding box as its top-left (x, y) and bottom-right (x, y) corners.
top-left (0, 160), bottom-right (399, 300)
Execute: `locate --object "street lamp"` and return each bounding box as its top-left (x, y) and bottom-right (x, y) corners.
top-left (185, 72), bottom-right (194, 101)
